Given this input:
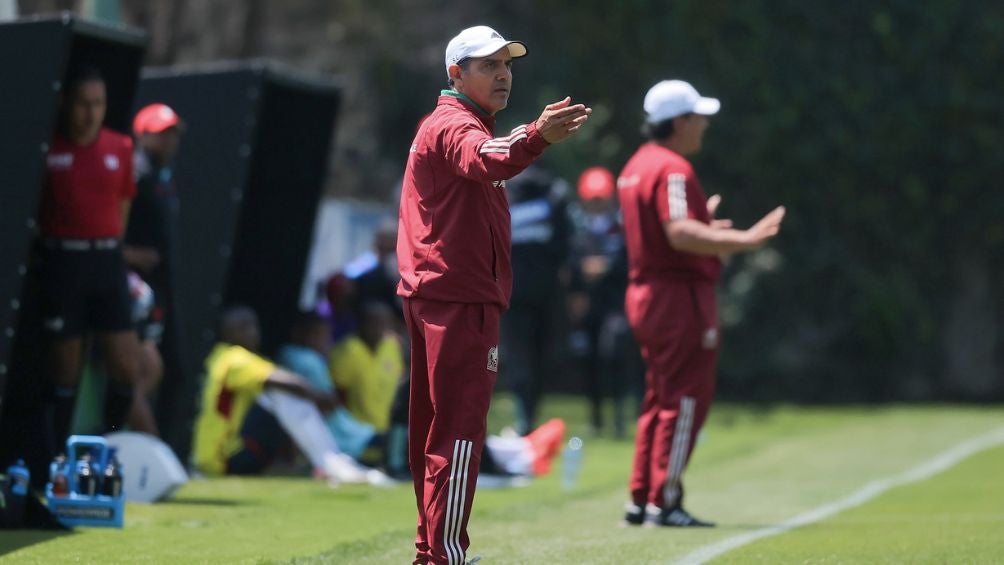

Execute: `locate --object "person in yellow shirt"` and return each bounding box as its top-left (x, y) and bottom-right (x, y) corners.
top-left (191, 306), bottom-right (389, 485)
top-left (329, 301), bottom-right (403, 434)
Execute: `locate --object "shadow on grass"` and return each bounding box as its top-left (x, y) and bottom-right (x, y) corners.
top-left (0, 494), bottom-right (75, 556)
top-left (0, 529), bottom-right (75, 557)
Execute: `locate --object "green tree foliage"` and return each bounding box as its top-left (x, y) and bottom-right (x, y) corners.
top-left (472, 0), bottom-right (1003, 401)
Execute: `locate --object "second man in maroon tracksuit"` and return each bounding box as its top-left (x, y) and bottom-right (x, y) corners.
top-left (618, 80), bottom-right (786, 527)
top-left (396, 25), bottom-right (590, 565)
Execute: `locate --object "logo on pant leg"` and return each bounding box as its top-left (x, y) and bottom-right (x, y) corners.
top-left (487, 345), bottom-right (498, 372)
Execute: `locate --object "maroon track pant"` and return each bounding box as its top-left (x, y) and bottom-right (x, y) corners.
top-left (625, 280), bottom-right (718, 509)
top-left (404, 298), bottom-right (500, 565)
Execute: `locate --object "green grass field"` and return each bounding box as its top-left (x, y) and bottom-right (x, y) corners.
top-left (2, 396), bottom-right (1003, 564)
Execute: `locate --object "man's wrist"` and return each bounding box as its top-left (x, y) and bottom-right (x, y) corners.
top-left (525, 121), bottom-right (551, 150)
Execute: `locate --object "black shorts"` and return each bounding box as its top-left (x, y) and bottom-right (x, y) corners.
top-left (38, 241), bottom-right (134, 337)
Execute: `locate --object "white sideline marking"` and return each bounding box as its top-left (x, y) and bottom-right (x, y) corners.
top-left (672, 426), bottom-right (1004, 565)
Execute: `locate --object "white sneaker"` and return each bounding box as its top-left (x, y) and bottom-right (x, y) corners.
top-left (322, 453), bottom-right (368, 484)
top-left (364, 468), bottom-right (398, 487)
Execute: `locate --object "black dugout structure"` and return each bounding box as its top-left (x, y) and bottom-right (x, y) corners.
top-left (0, 14), bottom-right (145, 481)
top-left (135, 62), bottom-right (341, 461)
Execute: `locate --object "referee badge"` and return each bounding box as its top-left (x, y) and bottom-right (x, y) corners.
top-left (487, 345), bottom-right (499, 373)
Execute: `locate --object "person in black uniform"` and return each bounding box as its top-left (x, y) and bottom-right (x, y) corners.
top-left (503, 165), bottom-right (572, 435)
top-left (567, 166), bottom-right (642, 438)
top-left (123, 103), bottom-right (185, 434)
top-left (37, 67), bottom-right (141, 453)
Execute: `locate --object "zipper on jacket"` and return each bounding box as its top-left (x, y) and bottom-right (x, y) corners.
top-left (488, 224), bottom-right (498, 281)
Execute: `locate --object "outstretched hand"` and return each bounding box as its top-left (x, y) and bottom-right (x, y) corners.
top-left (744, 206), bottom-right (786, 248)
top-left (535, 97), bottom-right (592, 144)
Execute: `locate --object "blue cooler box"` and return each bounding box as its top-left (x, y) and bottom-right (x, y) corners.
top-left (46, 435), bottom-right (125, 528)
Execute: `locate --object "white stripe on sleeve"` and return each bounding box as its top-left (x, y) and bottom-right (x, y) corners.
top-left (668, 173), bottom-right (688, 221)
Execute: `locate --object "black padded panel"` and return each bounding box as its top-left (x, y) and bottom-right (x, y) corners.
top-left (134, 62), bottom-right (340, 460)
top-left (0, 14), bottom-right (145, 483)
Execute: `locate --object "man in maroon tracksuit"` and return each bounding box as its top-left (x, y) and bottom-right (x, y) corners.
top-left (618, 80), bottom-right (785, 527)
top-left (397, 25), bottom-right (590, 565)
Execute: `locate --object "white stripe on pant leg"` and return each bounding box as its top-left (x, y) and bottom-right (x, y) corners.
top-left (661, 403), bottom-right (685, 504)
top-left (663, 408), bottom-right (688, 505)
top-left (444, 439), bottom-right (473, 565)
top-left (449, 440), bottom-right (472, 565)
top-left (445, 440), bottom-right (463, 565)
top-left (450, 441), bottom-right (473, 564)
top-left (665, 398), bottom-right (692, 505)
top-left (674, 399), bottom-right (696, 482)
top-left (444, 440), bottom-right (463, 565)
top-left (456, 440), bottom-right (473, 565)
top-left (671, 398), bottom-right (695, 483)
top-left (663, 397), bottom-right (695, 507)
top-left (665, 398), bottom-right (692, 501)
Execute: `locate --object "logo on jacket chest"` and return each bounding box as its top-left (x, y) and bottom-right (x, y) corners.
top-left (491, 180), bottom-right (506, 190)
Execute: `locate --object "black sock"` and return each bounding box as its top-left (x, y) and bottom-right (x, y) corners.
top-left (50, 385), bottom-right (77, 453)
top-left (104, 383), bottom-right (134, 433)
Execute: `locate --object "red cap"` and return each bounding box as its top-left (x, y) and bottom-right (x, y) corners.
top-left (577, 166), bottom-right (615, 201)
top-left (133, 103), bottom-right (182, 136)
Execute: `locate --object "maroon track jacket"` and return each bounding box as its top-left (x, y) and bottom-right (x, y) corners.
top-left (396, 91), bottom-right (549, 310)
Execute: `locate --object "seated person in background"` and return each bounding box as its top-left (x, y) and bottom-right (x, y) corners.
top-left (276, 311), bottom-right (382, 462)
top-left (190, 306), bottom-right (388, 485)
top-left (329, 301), bottom-right (403, 437)
top-left (351, 221), bottom-right (403, 323)
top-left (478, 418), bottom-right (567, 488)
top-left (317, 273), bottom-right (357, 345)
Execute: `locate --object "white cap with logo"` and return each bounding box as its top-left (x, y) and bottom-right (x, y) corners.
top-left (445, 26), bottom-right (528, 77)
top-left (644, 80), bottom-right (720, 124)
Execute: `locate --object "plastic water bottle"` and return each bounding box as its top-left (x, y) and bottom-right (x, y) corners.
top-left (101, 449), bottom-right (123, 498)
top-left (6, 459), bottom-right (30, 497)
top-left (5, 459), bottom-right (30, 526)
top-left (561, 436), bottom-right (584, 490)
top-left (50, 455), bottom-right (69, 496)
top-left (76, 453), bottom-right (97, 497)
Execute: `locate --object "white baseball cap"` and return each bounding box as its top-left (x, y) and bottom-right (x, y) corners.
top-left (445, 26), bottom-right (527, 77)
top-left (643, 80), bottom-right (720, 124)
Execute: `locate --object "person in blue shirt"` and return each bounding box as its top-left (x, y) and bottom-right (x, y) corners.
top-left (275, 310), bottom-right (382, 461)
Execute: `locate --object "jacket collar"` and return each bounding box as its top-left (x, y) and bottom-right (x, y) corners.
top-left (440, 89), bottom-right (495, 129)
